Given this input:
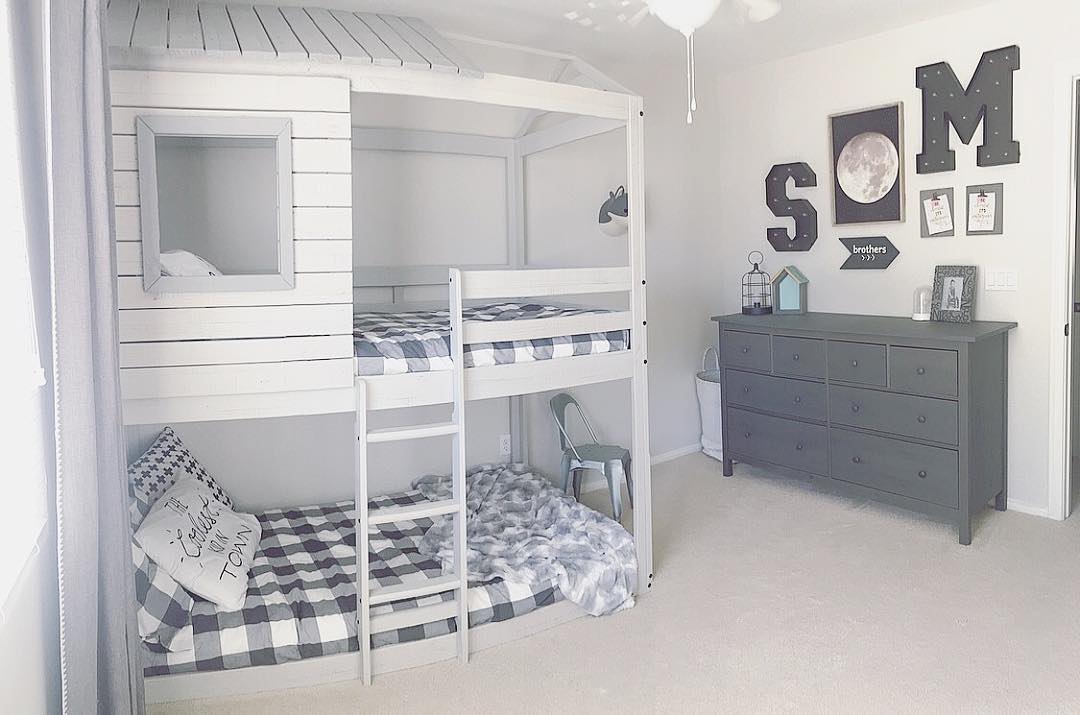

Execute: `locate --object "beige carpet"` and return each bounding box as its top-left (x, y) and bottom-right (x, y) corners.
top-left (154, 453), bottom-right (1080, 714)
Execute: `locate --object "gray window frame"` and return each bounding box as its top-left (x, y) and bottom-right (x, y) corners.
top-left (135, 114), bottom-right (295, 293)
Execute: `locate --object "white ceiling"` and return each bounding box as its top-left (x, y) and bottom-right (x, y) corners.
top-left (269, 0), bottom-right (1002, 69)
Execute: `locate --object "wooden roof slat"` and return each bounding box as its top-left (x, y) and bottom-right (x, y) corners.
top-left (168, 0), bottom-right (205, 52)
top-left (331, 10), bottom-right (400, 67)
top-left (226, 4), bottom-right (275, 59)
top-left (380, 14), bottom-right (455, 74)
top-left (108, 0), bottom-right (139, 48)
top-left (355, 12), bottom-right (428, 71)
top-left (131, 0), bottom-right (168, 50)
top-left (402, 17), bottom-right (482, 79)
top-left (198, 3), bottom-right (240, 55)
top-left (278, 5), bottom-right (339, 61)
top-left (253, 5), bottom-right (308, 60)
top-left (305, 7), bottom-right (371, 64)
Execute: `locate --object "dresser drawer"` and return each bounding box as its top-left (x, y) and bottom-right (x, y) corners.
top-left (727, 408), bottom-right (828, 475)
top-left (829, 385), bottom-right (959, 445)
top-left (772, 336), bottom-right (825, 378)
top-left (889, 346), bottom-right (958, 398)
top-left (723, 330), bottom-right (772, 372)
top-left (726, 370), bottom-right (827, 421)
top-left (827, 341), bottom-right (886, 386)
top-left (830, 429), bottom-right (958, 508)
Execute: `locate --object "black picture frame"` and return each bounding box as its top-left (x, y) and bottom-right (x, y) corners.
top-left (931, 265), bottom-right (977, 323)
top-left (829, 103), bottom-right (904, 225)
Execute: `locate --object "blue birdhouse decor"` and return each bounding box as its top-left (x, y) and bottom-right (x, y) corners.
top-left (598, 185), bottom-right (629, 236)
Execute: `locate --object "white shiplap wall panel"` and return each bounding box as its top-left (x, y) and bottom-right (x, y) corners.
top-left (293, 174), bottom-right (351, 207)
top-left (112, 69), bottom-right (353, 421)
top-left (294, 207), bottom-right (352, 239)
top-left (119, 335), bottom-right (355, 368)
top-left (120, 359), bottom-right (354, 399)
top-left (112, 107), bottom-right (352, 138)
top-left (293, 139), bottom-right (352, 173)
top-left (119, 304), bottom-right (353, 342)
top-left (116, 273), bottom-right (353, 308)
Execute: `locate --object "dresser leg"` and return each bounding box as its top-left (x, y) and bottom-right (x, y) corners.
top-left (994, 491), bottom-right (1007, 511)
top-left (723, 457), bottom-right (733, 477)
top-left (958, 517), bottom-right (972, 546)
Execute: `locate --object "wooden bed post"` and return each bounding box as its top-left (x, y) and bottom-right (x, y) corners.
top-left (627, 96), bottom-right (652, 594)
top-left (354, 378), bottom-right (372, 684)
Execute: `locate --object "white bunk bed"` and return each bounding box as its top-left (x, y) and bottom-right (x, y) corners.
top-left (108, 1), bottom-right (650, 703)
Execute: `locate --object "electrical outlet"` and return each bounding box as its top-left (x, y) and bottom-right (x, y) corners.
top-left (499, 434), bottom-right (512, 457)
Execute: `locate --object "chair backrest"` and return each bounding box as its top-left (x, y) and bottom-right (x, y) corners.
top-left (549, 392), bottom-right (600, 460)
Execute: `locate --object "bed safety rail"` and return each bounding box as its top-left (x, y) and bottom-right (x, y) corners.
top-left (456, 266), bottom-right (632, 300)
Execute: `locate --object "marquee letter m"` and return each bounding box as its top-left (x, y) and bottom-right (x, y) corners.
top-left (916, 45), bottom-right (1020, 174)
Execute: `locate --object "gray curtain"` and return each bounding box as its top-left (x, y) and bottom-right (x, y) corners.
top-left (47, 1), bottom-right (143, 712)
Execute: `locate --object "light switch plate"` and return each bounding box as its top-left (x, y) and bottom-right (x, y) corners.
top-left (985, 270), bottom-right (1019, 291)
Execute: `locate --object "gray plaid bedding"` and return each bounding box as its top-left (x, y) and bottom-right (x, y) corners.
top-left (353, 302), bottom-right (629, 376)
top-left (142, 490), bottom-right (561, 677)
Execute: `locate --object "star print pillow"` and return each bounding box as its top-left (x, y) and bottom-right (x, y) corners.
top-left (134, 477), bottom-right (261, 612)
top-left (128, 427), bottom-right (233, 522)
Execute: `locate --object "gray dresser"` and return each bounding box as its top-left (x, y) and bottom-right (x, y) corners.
top-left (711, 312), bottom-right (1016, 544)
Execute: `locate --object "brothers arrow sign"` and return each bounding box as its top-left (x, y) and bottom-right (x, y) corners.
top-left (839, 236), bottom-right (899, 270)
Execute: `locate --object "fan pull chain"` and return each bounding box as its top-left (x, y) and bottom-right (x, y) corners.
top-left (685, 32), bottom-right (693, 124)
top-left (690, 31), bottom-right (697, 112)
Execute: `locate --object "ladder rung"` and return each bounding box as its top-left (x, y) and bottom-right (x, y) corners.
top-left (368, 600), bottom-right (459, 634)
top-left (367, 421), bottom-right (459, 443)
top-left (368, 500), bottom-right (460, 525)
top-left (369, 574), bottom-right (461, 605)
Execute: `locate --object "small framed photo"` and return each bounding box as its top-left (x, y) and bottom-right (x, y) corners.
top-left (965, 183), bottom-right (1004, 235)
top-left (931, 265), bottom-right (977, 323)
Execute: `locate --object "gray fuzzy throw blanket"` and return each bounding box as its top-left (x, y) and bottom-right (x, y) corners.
top-left (412, 463), bottom-right (636, 616)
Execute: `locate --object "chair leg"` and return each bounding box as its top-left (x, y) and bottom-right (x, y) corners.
top-left (606, 460), bottom-right (623, 522)
top-left (572, 469), bottom-right (584, 501)
top-left (623, 456), bottom-right (633, 509)
top-left (560, 453), bottom-right (573, 494)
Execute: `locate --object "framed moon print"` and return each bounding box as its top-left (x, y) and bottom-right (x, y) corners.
top-left (829, 103), bottom-right (904, 225)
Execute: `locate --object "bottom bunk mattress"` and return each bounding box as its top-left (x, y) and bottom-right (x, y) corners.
top-left (353, 302), bottom-right (630, 375)
top-left (142, 489), bottom-right (561, 677)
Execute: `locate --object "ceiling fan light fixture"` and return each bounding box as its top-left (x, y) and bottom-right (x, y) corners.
top-left (744, 0), bottom-right (782, 23)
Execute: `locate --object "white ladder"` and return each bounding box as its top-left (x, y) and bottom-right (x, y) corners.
top-left (353, 268), bottom-right (469, 684)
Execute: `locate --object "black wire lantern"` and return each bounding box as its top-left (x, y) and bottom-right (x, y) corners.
top-left (741, 251), bottom-right (773, 315)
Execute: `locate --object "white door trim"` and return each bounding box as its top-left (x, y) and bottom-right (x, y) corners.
top-left (1047, 65), bottom-right (1080, 522)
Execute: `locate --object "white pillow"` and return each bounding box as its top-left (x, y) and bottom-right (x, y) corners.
top-left (159, 249), bottom-right (222, 277)
top-left (134, 477), bottom-right (261, 612)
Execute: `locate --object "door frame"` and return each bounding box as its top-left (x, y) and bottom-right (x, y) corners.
top-left (1048, 69), bottom-right (1080, 521)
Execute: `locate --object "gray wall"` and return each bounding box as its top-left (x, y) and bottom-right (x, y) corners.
top-left (1, 1), bottom-right (62, 712)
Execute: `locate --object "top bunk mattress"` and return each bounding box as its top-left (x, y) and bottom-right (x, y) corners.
top-left (353, 302), bottom-right (629, 376)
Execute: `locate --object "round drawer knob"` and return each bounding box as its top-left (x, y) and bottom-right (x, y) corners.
top-left (743, 386), bottom-right (751, 393)
top-left (795, 443), bottom-right (804, 451)
top-left (744, 431), bottom-right (751, 439)
top-left (851, 359), bottom-right (859, 367)
top-left (792, 353), bottom-right (800, 361)
top-left (916, 367), bottom-right (926, 375)
top-left (742, 346), bottom-right (750, 354)
top-left (793, 395), bottom-right (802, 404)
top-left (851, 404), bottom-right (860, 413)
top-left (852, 456), bottom-right (862, 464)
top-left (917, 415), bottom-right (927, 424)
top-left (918, 470), bottom-right (928, 479)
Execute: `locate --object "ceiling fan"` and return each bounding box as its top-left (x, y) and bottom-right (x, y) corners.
top-left (565, 0), bottom-right (782, 123)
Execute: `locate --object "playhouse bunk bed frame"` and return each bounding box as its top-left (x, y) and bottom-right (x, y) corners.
top-left (108, 1), bottom-right (649, 703)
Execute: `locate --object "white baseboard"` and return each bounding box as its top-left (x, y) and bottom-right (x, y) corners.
top-left (578, 444), bottom-right (701, 494)
top-left (1005, 498), bottom-right (1053, 519)
top-left (651, 444), bottom-right (702, 465)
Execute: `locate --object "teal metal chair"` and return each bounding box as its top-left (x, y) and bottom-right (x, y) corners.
top-left (549, 392), bottom-right (633, 521)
